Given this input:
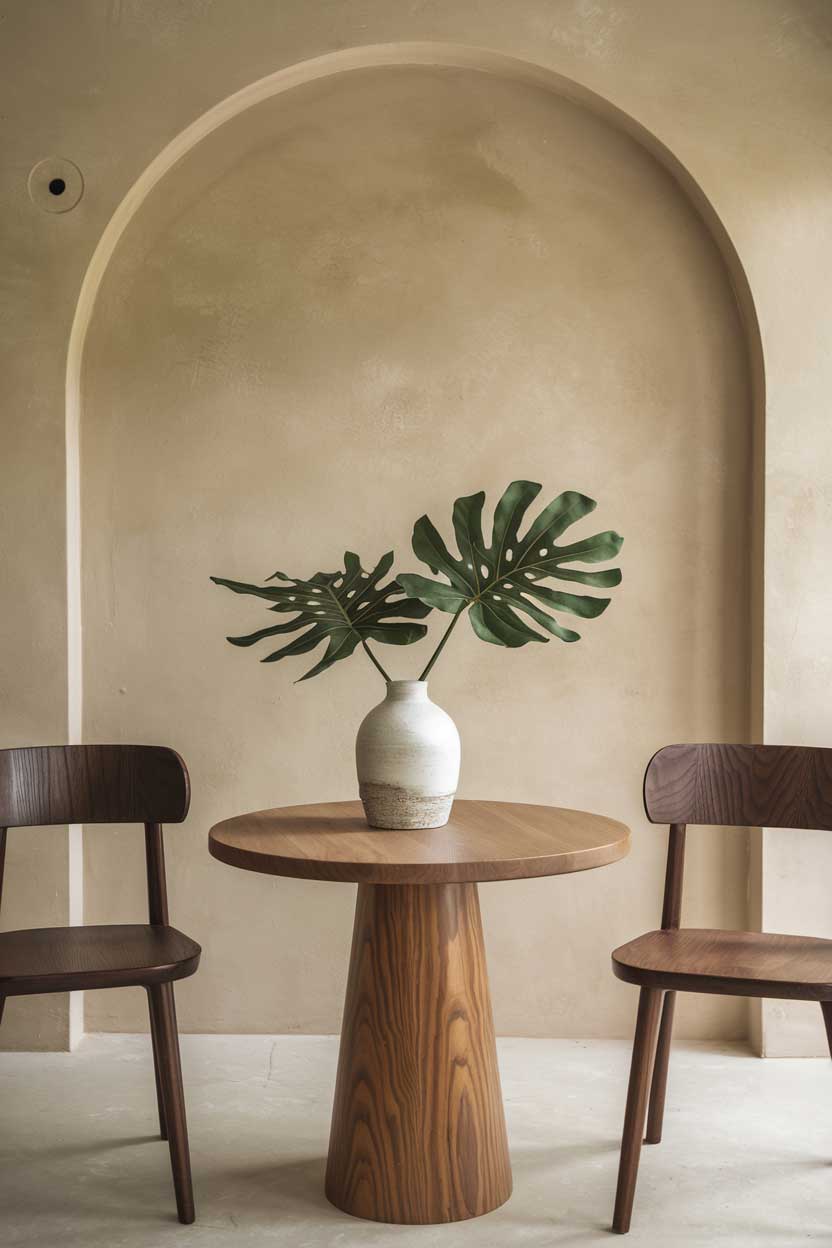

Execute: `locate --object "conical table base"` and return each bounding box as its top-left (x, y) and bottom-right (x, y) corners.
top-left (325, 882), bottom-right (512, 1224)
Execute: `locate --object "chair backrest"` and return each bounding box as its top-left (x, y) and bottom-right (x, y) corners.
top-left (643, 743), bottom-right (832, 932)
top-left (0, 745), bottom-right (189, 828)
top-left (0, 745), bottom-right (190, 928)
top-left (644, 743), bottom-right (832, 832)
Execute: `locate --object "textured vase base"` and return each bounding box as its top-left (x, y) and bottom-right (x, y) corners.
top-left (359, 783), bottom-right (454, 830)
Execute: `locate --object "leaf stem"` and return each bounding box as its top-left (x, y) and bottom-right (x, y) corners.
top-left (362, 639), bottom-right (391, 683)
top-left (419, 608), bottom-right (464, 681)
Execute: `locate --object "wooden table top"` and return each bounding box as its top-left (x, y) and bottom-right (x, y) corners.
top-left (208, 799), bottom-right (630, 885)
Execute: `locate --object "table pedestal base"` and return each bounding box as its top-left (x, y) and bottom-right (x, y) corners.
top-left (325, 882), bottom-right (512, 1224)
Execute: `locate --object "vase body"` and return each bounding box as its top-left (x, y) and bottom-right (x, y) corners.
top-left (356, 680), bottom-right (460, 829)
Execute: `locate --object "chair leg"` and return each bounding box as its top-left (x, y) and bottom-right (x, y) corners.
top-left (0, 996), bottom-right (5, 1026)
top-left (820, 1002), bottom-right (832, 1058)
top-left (148, 982), bottom-right (195, 1224)
top-left (146, 987), bottom-right (168, 1140)
top-left (613, 987), bottom-right (662, 1234)
top-left (645, 990), bottom-right (676, 1144)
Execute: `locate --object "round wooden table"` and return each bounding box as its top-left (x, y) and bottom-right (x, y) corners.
top-left (209, 799), bottom-right (629, 1225)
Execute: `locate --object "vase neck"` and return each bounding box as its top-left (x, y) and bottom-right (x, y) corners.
top-left (385, 679), bottom-right (429, 702)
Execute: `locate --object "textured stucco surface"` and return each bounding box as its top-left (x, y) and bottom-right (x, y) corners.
top-left (1, 0), bottom-right (830, 1051)
top-left (80, 63), bottom-right (750, 1040)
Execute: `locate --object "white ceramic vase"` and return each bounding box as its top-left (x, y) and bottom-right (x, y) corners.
top-left (355, 680), bottom-right (461, 829)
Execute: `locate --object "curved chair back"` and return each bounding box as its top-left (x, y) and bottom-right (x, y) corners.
top-left (0, 744), bottom-right (196, 1223)
top-left (0, 745), bottom-right (189, 829)
top-left (644, 743), bottom-right (832, 831)
top-left (0, 744), bottom-right (190, 928)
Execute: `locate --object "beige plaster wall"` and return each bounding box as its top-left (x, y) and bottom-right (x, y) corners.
top-left (80, 62), bottom-right (751, 1039)
top-left (2, 0), bottom-right (830, 1051)
top-left (0, 25), bottom-right (80, 1049)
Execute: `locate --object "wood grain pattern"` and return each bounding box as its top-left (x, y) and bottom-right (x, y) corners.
top-left (644, 743), bottom-right (832, 829)
top-left (148, 980), bottom-right (195, 1224)
top-left (0, 744), bottom-right (189, 827)
top-left (659, 824), bottom-right (686, 929)
top-left (0, 743), bottom-right (197, 1224)
top-left (0, 923), bottom-right (200, 996)
top-left (612, 987), bottom-right (662, 1234)
top-left (614, 741), bottom-right (832, 1233)
top-left (325, 882), bottom-right (512, 1224)
top-left (209, 799), bottom-right (630, 885)
top-left (613, 927), bottom-right (832, 1000)
top-left (0, 826), bottom-right (6, 908)
top-left (145, 821), bottom-right (170, 926)
top-left (642, 822), bottom-right (685, 1145)
top-left (821, 1001), bottom-right (832, 1058)
top-left (0, 826), bottom-right (5, 1027)
top-left (212, 797), bottom-right (628, 1224)
top-left (644, 990), bottom-right (675, 1145)
top-left (147, 983), bottom-right (169, 1140)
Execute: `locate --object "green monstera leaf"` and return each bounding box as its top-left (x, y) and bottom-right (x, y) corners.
top-left (211, 551), bottom-right (430, 681)
top-left (398, 481), bottom-right (622, 649)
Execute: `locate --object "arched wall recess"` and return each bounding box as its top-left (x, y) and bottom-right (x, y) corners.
top-left (65, 43), bottom-right (765, 1042)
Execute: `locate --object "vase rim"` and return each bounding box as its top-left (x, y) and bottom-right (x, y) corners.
top-left (385, 678), bottom-right (429, 699)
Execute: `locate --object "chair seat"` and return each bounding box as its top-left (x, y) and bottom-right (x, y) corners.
top-left (612, 927), bottom-right (832, 1001)
top-left (0, 924), bottom-right (201, 997)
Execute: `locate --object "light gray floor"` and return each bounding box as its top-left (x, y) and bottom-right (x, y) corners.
top-left (1, 1033), bottom-right (830, 1246)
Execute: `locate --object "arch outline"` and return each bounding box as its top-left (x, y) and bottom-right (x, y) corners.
top-left (64, 40), bottom-right (765, 1039)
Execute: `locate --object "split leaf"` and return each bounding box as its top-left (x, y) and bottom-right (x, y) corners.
top-left (399, 481), bottom-right (622, 648)
top-left (212, 551), bottom-right (430, 681)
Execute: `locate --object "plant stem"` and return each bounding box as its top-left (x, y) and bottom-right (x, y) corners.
top-left (419, 609), bottom-right (463, 681)
top-left (362, 639), bottom-right (391, 683)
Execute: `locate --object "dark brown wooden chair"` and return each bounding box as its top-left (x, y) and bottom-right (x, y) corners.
top-left (610, 743), bottom-right (832, 1233)
top-left (0, 745), bottom-right (201, 1224)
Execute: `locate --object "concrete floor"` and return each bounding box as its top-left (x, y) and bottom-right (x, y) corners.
top-left (1, 1034), bottom-right (830, 1247)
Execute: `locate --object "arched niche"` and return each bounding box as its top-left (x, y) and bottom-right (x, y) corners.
top-left (73, 46), bottom-right (760, 1040)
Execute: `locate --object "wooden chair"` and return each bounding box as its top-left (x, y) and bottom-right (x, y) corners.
top-left (610, 743), bottom-right (832, 1232)
top-left (0, 745), bottom-right (201, 1224)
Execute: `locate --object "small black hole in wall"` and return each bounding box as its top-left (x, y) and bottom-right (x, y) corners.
top-left (48, 178), bottom-right (66, 196)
